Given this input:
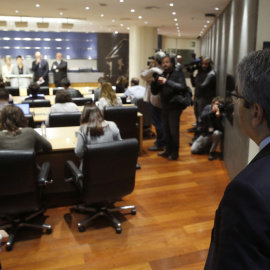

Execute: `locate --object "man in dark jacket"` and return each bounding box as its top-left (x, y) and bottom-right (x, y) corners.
top-left (151, 55), bottom-right (186, 160)
top-left (204, 49), bottom-right (270, 269)
top-left (51, 52), bottom-right (68, 87)
top-left (31, 51), bottom-right (49, 86)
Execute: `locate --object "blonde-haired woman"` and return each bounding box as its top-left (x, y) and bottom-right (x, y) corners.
top-left (98, 82), bottom-right (122, 111)
top-left (2, 56), bottom-right (13, 86)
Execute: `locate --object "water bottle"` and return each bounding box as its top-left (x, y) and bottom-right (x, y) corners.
top-left (41, 122), bottom-right (47, 138)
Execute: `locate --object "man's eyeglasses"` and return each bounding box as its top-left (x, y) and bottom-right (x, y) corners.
top-left (230, 87), bottom-right (252, 108)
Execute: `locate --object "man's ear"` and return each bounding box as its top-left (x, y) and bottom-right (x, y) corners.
top-left (252, 103), bottom-right (264, 127)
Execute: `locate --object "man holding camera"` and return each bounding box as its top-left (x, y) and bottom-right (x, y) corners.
top-left (151, 55), bottom-right (187, 160)
top-left (191, 96), bottom-right (224, 160)
top-left (141, 51), bottom-right (166, 151)
top-left (190, 57), bottom-right (216, 132)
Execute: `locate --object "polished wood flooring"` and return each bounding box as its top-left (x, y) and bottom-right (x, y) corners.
top-left (0, 107), bottom-right (230, 270)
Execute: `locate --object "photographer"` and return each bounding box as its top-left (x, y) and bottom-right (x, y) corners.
top-left (151, 55), bottom-right (187, 160)
top-left (141, 51), bottom-right (166, 151)
top-left (190, 57), bottom-right (216, 131)
top-left (191, 96), bottom-right (225, 160)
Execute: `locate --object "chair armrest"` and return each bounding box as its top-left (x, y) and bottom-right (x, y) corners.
top-left (65, 160), bottom-right (84, 192)
top-left (38, 162), bottom-right (53, 185)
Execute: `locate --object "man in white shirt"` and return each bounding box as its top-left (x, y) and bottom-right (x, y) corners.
top-left (124, 78), bottom-right (145, 103)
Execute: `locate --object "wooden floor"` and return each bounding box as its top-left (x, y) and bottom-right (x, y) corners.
top-left (0, 107), bottom-right (230, 270)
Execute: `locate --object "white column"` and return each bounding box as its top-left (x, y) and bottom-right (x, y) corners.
top-left (129, 26), bottom-right (157, 82)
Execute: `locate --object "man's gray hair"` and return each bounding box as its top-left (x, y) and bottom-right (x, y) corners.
top-left (237, 49), bottom-right (270, 125)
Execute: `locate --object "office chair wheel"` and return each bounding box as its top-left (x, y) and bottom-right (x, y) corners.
top-left (46, 228), bottom-right (52, 234)
top-left (116, 227), bottom-right (122, 234)
top-left (78, 226), bottom-right (86, 232)
top-left (131, 209), bottom-right (136, 215)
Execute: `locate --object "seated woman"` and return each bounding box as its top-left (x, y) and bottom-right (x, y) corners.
top-left (115, 76), bottom-right (128, 93)
top-left (45, 90), bottom-right (79, 126)
top-left (98, 82), bottom-right (122, 111)
top-left (25, 82), bottom-right (45, 100)
top-left (75, 104), bottom-right (121, 163)
top-left (0, 105), bottom-right (52, 152)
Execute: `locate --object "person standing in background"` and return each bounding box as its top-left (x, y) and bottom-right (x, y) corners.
top-left (11, 56), bottom-right (31, 75)
top-left (32, 51), bottom-right (49, 86)
top-left (51, 52), bottom-right (67, 87)
top-left (2, 56), bottom-right (13, 86)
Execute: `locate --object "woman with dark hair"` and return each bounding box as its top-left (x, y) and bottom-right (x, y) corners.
top-left (0, 105), bottom-right (52, 152)
top-left (75, 104), bottom-right (121, 160)
top-left (115, 76), bottom-right (128, 93)
top-left (25, 82), bottom-right (45, 100)
top-left (45, 90), bottom-right (79, 126)
top-left (98, 82), bottom-right (122, 111)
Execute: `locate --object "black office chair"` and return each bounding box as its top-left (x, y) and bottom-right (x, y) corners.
top-left (22, 99), bottom-right (51, 108)
top-left (65, 139), bottom-right (139, 233)
top-left (27, 86), bottom-right (49, 96)
top-left (104, 106), bottom-right (138, 139)
top-left (0, 150), bottom-right (53, 251)
top-left (72, 97), bottom-right (93, 106)
top-left (6, 87), bottom-right (20, 96)
top-left (93, 89), bottom-right (100, 102)
top-left (49, 112), bottom-right (81, 127)
top-left (133, 96), bottom-right (155, 137)
top-left (119, 94), bottom-right (128, 104)
top-left (25, 114), bottom-right (35, 128)
top-left (53, 88), bottom-right (64, 95)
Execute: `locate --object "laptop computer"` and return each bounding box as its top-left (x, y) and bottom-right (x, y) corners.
top-left (15, 103), bottom-right (30, 115)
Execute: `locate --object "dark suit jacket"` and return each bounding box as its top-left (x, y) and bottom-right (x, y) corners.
top-left (205, 143), bottom-right (270, 269)
top-left (51, 60), bottom-right (67, 86)
top-left (32, 59), bottom-right (49, 86)
top-left (67, 88), bottom-right (83, 98)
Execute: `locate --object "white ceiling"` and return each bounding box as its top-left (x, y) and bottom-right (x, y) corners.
top-left (0, 0), bottom-right (231, 38)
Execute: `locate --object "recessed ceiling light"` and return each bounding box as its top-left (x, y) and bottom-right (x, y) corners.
top-left (112, 19), bottom-right (115, 22)
top-left (170, 3), bottom-right (174, 7)
top-left (138, 16), bottom-right (142, 19)
top-left (120, 24), bottom-right (123, 26)
top-left (176, 27), bottom-right (179, 29)
top-left (85, 7), bottom-right (90, 10)
top-left (174, 18), bottom-right (177, 21)
top-left (144, 21), bottom-right (148, 24)
top-left (127, 27), bottom-right (130, 30)
top-left (60, 12), bottom-right (63, 15)
top-left (36, 4), bottom-right (40, 7)
top-left (204, 25), bottom-right (207, 27)
top-left (207, 20), bottom-right (210, 23)
top-left (120, 0), bottom-right (124, 2)
top-left (172, 12), bottom-right (176, 15)
top-left (131, 9), bottom-right (135, 12)
top-left (175, 23), bottom-right (179, 26)
top-left (101, 14), bottom-right (104, 17)
top-left (15, 10), bottom-right (19, 13)
top-left (114, 31), bottom-right (118, 34)
top-left (215, 7), bottom-right (219, 10)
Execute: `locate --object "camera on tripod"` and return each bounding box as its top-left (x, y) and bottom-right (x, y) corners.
top-left (184, 53), bottom-right (202, 73)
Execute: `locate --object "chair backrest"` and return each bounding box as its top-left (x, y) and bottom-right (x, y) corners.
top-left (53, 88), bottom-right (64, 95)
top-left (6, 87), bottom-right (20, 96)
top-left (22, 99), bottom-right (51, 108)
top-left (119, 94), bottom-right (128, 104)
top-left (27, 86), bottom-right (49, 96)
top-left (72, 97), bottom-right (93, 106)
top-left (0, 150), bottom-right (41, 215)
top-left (49, 112), bottom-right (81, 127)
top-left (25, 114), bottom-right (35, 128)
top-left (82, 139), bottom-right (139, 204)
top-left (93, 89), bottom-right (100, 102)
top-left (104, 106), bottom-right (138, 139)
top-left (133, 96), bottom-right (152, 127)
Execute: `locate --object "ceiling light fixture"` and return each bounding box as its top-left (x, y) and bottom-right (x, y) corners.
top-left (101, 14), bottom-right (104, 17)
top-left (215, 7), bottom-right (219, 10)
top-left (174, 18), bottom-right (177, 21)
top-left (172, 12), bottom-right (176, 15)
top-left (15, 10), bottom-right (19, 13)
top-left (138, 16), bottom-right (142, 19)
top-left (170, 3), bottom-right (174, 7)
top-left (59, 12), bottom-right (63, 15)
top-left (85, 7), bottom-right (90, 10)
top-left (131, 9), bottom-right (135, 12)
top-left (36, 4), bottom-right (40, 7)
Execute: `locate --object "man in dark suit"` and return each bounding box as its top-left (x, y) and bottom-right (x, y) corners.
top-left (61, 78), bottom-right (83, 98)
top-left (31, 51), bottom-right (49, 86)
top-left (205, 49), bottom-right (270, 269)
top-left (51, 52), bottom-right (67, 87)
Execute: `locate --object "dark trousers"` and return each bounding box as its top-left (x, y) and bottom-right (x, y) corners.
top-left (150, 104), bottom-right (166, 147)
top-left (162, 108), bottom-right (182, 155)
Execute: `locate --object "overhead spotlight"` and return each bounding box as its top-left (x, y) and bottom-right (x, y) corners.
top-left (62, 23), bottom-right (74, 29)
top-left (85, 7), bottom-right (90, 10)
top-left (215, 7), bottom-right (219, 10)
top-left (131, 9), bottom-right (135, 12)
top-left (37, 22), bottom-right (49, 28)
top-left (170, 3), bottom-right (174, 7)
top-left (15, 21), bottom-right (28, 27)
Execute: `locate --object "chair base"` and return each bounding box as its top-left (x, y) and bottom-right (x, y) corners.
top-left (72, 204), bottom-right (136, 234)
top-left (0, 208), bottom-right (52, 251)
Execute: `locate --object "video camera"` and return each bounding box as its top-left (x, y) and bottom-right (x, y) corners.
top-left (184, 53), bottom-right (202, 73)
top-left (152, 72), bottom-right (165, 80)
